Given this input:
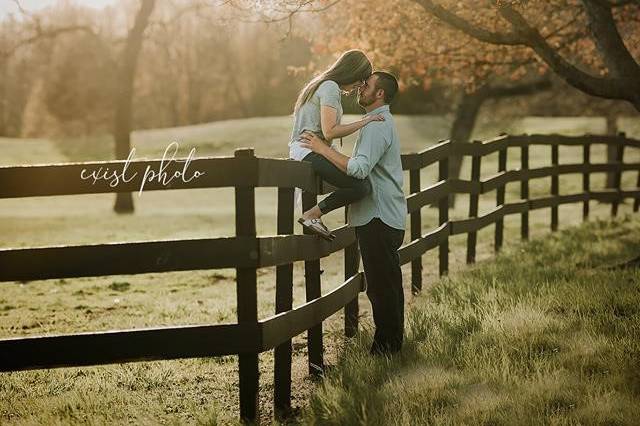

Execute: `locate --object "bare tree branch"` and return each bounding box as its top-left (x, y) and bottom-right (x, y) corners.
top-left (414, 0), bottom-right (527, 45)
top-left (230, 0), bottom-right (340, 24)
top-left (543, 9), bottom-right (585, 39)
top-left (147, 0), bottom-right (233, 29)
top-left (496, 3), bottom-right (639, 101)
top-left (1, 25), bottom-right (97, 59)
top-left (1, 0), bottom-right (104, 59)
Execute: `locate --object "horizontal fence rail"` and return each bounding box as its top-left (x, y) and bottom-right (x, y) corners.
top-left (0, 226), bottom-right (356, 282)
top-left (0, 272), bottom-right (363, 371)
top-left (402, 132), bottom-right (640, 295)
top-left (1, 133), bottom-right (640, 424)
top-left (0, 155), bottom-right (342, 199)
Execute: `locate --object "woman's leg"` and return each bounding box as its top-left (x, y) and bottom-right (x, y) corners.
top-left (301, 151), bottom-right (371, 217)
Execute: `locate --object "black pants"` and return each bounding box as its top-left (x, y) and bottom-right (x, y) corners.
top-left (355, 217), bottom-right (405, 353)
top-left (301, 151), bottom-right (371, 214)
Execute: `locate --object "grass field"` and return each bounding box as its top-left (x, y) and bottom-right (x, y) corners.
top-left (0, 114), bottom-right (639, 424)
top-left (302, 215), bottom-right (640, 425)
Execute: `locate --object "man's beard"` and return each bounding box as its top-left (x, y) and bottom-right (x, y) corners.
top-left (357, 94), bottom-right (373, 107)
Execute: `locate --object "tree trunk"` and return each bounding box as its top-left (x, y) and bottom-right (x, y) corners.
top-left (605, 113), bottom-right (618, 188)
top-left (448, 78), bottom-right (552, 207)
top-left (187, 74), bottom-right (202, 124)
top-left (448, 89), bottom-right (486, 207)
top-left (0, 58), bottom-right (6, 136)
top-left (113, 0), bottom-right (156, 214)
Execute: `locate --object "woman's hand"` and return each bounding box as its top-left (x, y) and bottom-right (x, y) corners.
top-left (364, 114), bottom-right (385, 124)
top-left (299, 131), bottom-right (329, 154)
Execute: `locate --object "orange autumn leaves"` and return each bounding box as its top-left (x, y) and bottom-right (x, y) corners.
top-left (295, 0), bottom-right (639, 93)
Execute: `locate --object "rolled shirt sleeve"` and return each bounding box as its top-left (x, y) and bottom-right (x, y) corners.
top-left (346, 124), bottom-right (390, 179)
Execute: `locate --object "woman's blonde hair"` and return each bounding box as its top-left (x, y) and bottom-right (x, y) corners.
top-left (294, 49), bottom-right (372, 114)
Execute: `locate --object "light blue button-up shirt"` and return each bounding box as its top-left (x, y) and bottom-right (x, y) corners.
top-left (346, 104), bottom-right (407, 231)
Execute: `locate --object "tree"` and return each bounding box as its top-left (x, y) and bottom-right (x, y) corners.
top-left (300, 0), bottom-right (639, 205)
top-left (113, 0), bottom-right (156, 213)
top-left (411, 0), bottom-right (640, 111)
top-left (446, 77), bottom-right (551, 205)
top-left (305, 0), bottom-right (640, 113)
top-left (409, 0), bottom-right (640, 194)
top-left (300, 0), bottom-right (557, 205)
top-left (0, 1), bottom-right (98, 137)
top-left (44, 31), bottom-right (115, 136)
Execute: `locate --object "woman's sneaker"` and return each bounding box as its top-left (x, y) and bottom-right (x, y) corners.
top-left (298, 217), bottom-right (336, 241)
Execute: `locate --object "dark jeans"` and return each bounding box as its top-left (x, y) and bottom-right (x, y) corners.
top-left (301, 151), bottom-right (371, 214)
top-left (355, 217), bottom-right (406, 354)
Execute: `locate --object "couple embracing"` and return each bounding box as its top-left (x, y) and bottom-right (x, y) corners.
top-left (288, 50), bottom-right (408, 356)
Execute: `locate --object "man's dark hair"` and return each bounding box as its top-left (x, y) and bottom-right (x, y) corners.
top-left (372, 71), bottom-right (399, 104)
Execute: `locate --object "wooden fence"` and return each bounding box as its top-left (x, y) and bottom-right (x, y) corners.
top-left (1, 133), bottom-right (639, 424)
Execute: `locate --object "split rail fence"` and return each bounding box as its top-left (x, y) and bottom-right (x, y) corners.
top-left (1, 133), bottom-right (639, 424)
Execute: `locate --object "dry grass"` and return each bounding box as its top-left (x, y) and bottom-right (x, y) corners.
top-left (302, 215), bottom-right (640, 425)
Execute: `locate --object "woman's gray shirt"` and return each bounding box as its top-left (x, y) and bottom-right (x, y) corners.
top-left (289, 80), bottom-right (342, 161)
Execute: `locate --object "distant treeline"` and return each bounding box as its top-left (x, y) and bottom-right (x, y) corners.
top-left (0, 2), bottom-right (453, 140)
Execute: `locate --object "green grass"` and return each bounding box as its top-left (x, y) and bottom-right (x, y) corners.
top-left (0, 115), bottom-right (639, 424)
top-left (301, 215), bottom-right (640, 425)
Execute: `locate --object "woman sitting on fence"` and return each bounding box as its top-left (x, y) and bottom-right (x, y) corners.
top-left (290, 49), bottom-right (383, 240)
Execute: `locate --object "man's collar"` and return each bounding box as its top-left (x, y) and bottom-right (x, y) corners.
top-left (365, 104), bottom-right (390, 116)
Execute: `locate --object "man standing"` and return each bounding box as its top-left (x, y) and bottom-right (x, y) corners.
top-left (300, 71), bottom-right (408, 355)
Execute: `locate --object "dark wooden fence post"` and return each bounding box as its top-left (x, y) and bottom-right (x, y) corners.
top-left (234, 148), bottom-right (260, 424)
top-left (583, 143), bottom-right (590, 220)
top-left (466, 145), bottom-right (481, 264)
top-left (438, 157), bottom-right (449, 276)
top-left (274, 187), bottom-right (294, 419)
top-left (301, 189), bottom-right (324, 377)
top-left (344, 207), bottom-right (359, 337)
top-left (635, 162), bottom-right (640, 212)
top-left (551, 144), bottom-right (559, 231)
top-left (495, 147), bottom-right (507, 253)
top-left (612, 133), bottom-right (625, 217)
top-left (409, 168), bottom-right (422, 293)
top-left (521, 143), bottom-right (530, 240)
